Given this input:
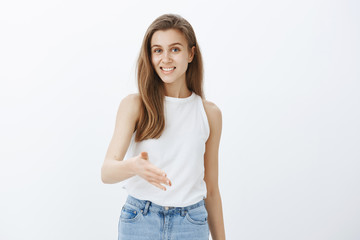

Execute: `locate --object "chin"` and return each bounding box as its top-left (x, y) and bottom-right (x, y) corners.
top-left (161, 80), bottom-right (176, 85)
top-left (159, 77), bottom-right (177, 84)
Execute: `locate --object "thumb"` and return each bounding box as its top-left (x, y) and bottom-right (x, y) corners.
top-left (140, 151), bottom-right (148, 160)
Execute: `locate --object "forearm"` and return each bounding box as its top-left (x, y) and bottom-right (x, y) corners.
top-left (101, 158), bottom-right (136, 184)
top-left (205, 189), bottom-right (226, 240)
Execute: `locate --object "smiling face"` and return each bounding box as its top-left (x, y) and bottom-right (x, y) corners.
top-left (150, 28), bottom-right (195, 85)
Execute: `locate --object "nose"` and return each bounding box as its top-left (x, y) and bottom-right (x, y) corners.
top-left (161, 51), bottom-right (172, 63)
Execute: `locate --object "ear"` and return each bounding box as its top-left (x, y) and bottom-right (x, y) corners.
top-left (188, 46), bottom-right (195, 63)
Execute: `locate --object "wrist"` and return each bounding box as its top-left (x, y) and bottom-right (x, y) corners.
top-left (127, 157), bottom-right (138, 176)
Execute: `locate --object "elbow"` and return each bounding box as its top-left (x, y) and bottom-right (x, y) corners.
top-left (101, 174), bottom-right (107, 184)
top-left (101, 175), bottom-right (108, 184)
top-left (101, 166), bottom-right (110, 184)
top-left (101, 174), bottom-right (112, 184)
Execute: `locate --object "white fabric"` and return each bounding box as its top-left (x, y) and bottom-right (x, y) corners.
top-left (121, 91), bottom-right (210, 207)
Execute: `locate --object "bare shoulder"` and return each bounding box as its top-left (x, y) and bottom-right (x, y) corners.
top-left (119, 93), bottom-right (141, 117)
top-left (122, 93), bottom-right (141, 106)
top-left (202, 99), bottom-right (222, 123)
top-left (202, 99), bottom-right (222, 134)
top-left (115, 93), bottom-right (142, 130)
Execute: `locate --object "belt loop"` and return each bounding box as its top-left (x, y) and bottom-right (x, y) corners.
top-left (180, 207), bottom-right (186, 217)
top-left (143, 201), bottom-right (150, 215)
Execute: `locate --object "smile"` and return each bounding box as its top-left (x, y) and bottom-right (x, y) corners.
top-left (161, 67), bottom-right (176, 72)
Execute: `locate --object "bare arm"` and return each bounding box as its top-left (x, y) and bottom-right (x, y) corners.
top-left (101, 94), bottom-right (172, 190)
top-left (101, 93), bottom-right (140, 184)
top-left (203, 100), bottom-right (226, 240)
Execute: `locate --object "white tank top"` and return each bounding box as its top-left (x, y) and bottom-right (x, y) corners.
top-left (121, 91), bottom-right (210, 207)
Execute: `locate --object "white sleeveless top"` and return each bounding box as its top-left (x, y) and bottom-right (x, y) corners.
top-left (121, 91), bottom-right (210, 207)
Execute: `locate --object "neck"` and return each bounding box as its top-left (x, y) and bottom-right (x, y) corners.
top-left (164, 81), bottom-right (191, 98)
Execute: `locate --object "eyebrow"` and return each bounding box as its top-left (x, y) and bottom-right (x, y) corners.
top-left (151, 42), bottom-right (184, 48)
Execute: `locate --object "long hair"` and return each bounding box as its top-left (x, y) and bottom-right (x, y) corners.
top-left (135, 13), bottom-right (204, 142)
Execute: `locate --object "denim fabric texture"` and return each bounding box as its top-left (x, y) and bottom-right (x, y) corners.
top-left (118, 195), bottom-right (209, 240)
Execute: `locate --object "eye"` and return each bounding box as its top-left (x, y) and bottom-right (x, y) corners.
top-left (154, 49), bottom-right (162, 53)
top-left (172, 48), bottom-right (180, 52)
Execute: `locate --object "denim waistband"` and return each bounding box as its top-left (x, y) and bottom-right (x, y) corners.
top-left (125, 195), bottom-right (205, 214)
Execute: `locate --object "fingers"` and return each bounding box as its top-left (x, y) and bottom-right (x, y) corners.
top-left (151, 167), bottom-right (172, 186)
top-left (149, 174), bottom-right (172, 191)
top-left (140, 151), bottom-right (148, 160)
top-left (148, 173), bottom-right (172, 187)
top-left (149, 181), bottom-right (167, 191)
top-left (144, 167), bottom-right (172, 190)
top-left (137, 151), bottom-right (172, 189)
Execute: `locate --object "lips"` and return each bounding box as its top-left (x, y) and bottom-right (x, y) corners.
top-left (160, 67), bottom-right (176, 74)
top-left (161, 67), bottom-right (176, 72)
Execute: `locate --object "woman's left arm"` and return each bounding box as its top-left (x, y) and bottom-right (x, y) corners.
top-left (203, 100), bottom-right (226, 240)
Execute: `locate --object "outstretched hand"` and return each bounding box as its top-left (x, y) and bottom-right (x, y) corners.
top-left (132, 151), bottom-right (172, 191)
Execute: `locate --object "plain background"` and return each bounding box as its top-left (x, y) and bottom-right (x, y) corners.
top-left (1, 0), bottom-right (359, 239)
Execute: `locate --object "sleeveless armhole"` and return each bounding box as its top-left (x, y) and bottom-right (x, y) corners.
top-left (199, 97), bottom-right (210, 141)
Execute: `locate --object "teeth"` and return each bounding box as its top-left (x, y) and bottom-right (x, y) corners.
top-left (162, 67), bottom-right (174, 71)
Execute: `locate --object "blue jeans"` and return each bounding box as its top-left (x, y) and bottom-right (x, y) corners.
top-left (118, 195), bottom-right (210, 240)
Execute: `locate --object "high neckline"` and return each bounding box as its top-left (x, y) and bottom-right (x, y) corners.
top-left (164, 91), bottom-right (195, 103)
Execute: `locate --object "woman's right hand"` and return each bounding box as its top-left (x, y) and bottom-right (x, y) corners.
top-left (131, 152), bottom-right (172, 191)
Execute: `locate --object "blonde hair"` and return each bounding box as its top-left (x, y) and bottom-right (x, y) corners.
top-left (135, 13), bottom-right (204, 142)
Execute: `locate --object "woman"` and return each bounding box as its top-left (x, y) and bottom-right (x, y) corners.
top-left (101, 13), bottom-right (226, 240)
